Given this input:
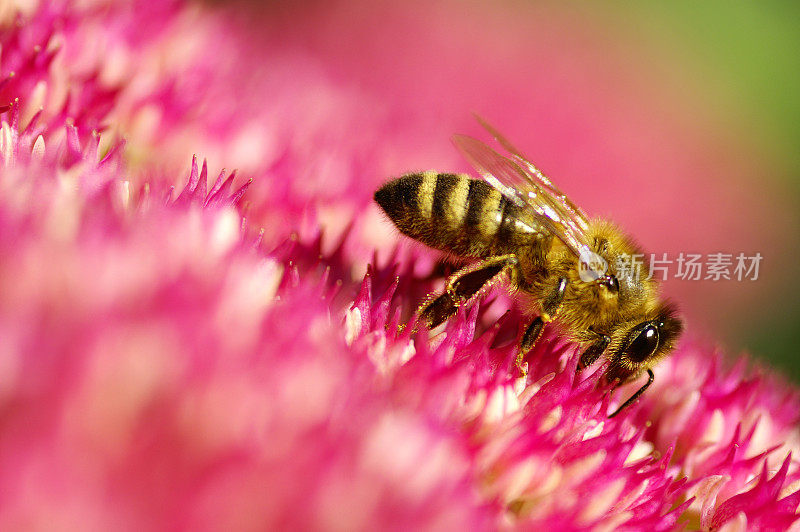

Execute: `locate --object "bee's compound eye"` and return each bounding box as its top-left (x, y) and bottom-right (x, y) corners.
top-left (626, 324), bottom-right (659, 363)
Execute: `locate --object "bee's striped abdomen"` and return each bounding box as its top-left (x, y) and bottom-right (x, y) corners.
top-left (374, 172), bottom-right (543, 258)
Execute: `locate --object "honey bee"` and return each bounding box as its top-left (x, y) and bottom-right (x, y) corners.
top-left (373, 117), bottom-right (683, 417)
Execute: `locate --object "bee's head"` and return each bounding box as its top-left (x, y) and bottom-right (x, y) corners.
top-left (582, 221), bottom-right (656, 311)
top-left (604, 303), bottom-right (683, 384)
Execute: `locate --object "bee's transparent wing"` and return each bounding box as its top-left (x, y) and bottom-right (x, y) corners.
top-left (453, 133), bottom-right (604, 280)
top-left (473, 114), bottom-right (590, 232)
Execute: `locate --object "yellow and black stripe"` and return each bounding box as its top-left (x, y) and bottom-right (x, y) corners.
top-left (374, 171), bottom-right (544, 258)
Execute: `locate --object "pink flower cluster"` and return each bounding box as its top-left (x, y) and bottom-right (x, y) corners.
top-left (0, 1), bottom-right (798, 530)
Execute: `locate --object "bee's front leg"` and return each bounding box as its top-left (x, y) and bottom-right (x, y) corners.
top-left (577, 330), bottom-right (611, 371)
top-left (575, 331), bottom-right (652, 418)
top-left (608, 369), bottom-right (655, 418)
top-left (418, 254), bottom-right (521, 328)
top-left (517, 277), bottom-right (568, 369)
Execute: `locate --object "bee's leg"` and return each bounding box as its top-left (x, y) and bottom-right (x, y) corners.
top-left (519, 317), bottom-right (546, 355)
top-left (517, 277), bottom-right (568, 367)
top-left (577, 332), bottom-right (611, 371)
top-left (608, 369), bottom-right (655, 418)
top-left (418, 254), bottom-right (520, 328)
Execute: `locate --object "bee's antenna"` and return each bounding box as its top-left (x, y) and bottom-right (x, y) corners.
top-left (608, 369), bottom-right (654, 418)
